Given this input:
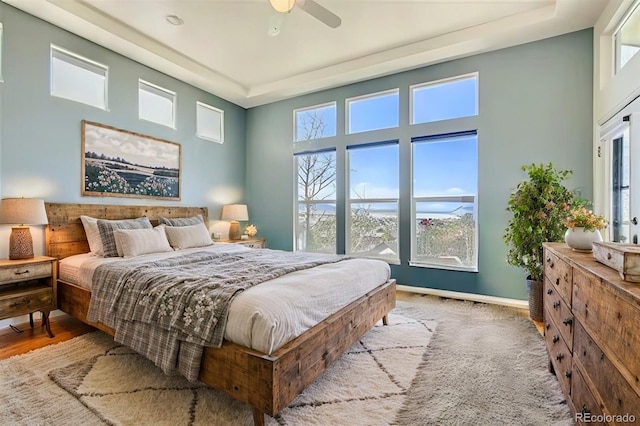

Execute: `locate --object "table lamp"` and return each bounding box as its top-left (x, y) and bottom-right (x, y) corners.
top-left (0, 198), bottom-right (49, 259)
top-left (221, 204), bottom-right (248, 240)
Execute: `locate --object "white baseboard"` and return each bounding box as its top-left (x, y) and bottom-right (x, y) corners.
top-left (397, 285), bottom-right (529, 310)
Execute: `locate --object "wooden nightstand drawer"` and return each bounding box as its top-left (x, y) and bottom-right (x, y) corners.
top-left (0, 286), bottom-right (53, 319)
top-left (544, 250), bottom-right (572, 305)
top-left (0, 262), bottom-right (52, 285)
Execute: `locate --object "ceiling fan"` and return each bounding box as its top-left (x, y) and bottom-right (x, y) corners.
top-left (268, 0), bottom-right (341, 28)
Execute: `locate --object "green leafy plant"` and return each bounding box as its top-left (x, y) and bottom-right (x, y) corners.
top-left (564, 200), bottom-right (607, 231)
top-left (504, 163), bottom-right (576, 282)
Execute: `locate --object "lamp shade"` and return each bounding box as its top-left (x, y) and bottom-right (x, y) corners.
top-left (269, 0), bottom-right (295, 13)
top-left (221, 204), bottom-right (249, 222)
top-left (0, 198), bottom-right (49, 225)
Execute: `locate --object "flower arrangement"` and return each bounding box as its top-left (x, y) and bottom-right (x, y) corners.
top-left (564, 206), bottom-right (607, 231)
top-left (244, 224), bottom-right (258, 237)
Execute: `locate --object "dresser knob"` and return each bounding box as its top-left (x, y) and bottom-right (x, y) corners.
top-left (545, 322), bottom-right (550, 330)
top-left (553, 301), bottom-right (560, 309)
top-left (552, 335), bottom-right (559, 343)
top-left (565, 371), bottom-right (572, 378)
top-left (547, 289), bottom-right (552, 295)
top-left (556, 353), bottom-right (564, 361)
top-left (555, 278), bottom-right (560, 285)
top-left (563, 318), bottom-right (573, 326)
top-left (581, 405), bottom-right (590, 415)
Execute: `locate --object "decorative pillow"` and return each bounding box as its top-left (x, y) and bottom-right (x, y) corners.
top-left (113, 226), bottom-right (173, 258)
top-left (164, 222), bottom-right (213, 250)
top-left (97, 217), bottom-right (153, 257)
top-left (80, 215), bottom-right (104, 256)
top-left (158, 214), bottom-right (204, 227)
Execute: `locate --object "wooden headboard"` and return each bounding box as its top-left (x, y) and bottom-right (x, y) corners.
top-left (45, 203), bottom-right (209, 260)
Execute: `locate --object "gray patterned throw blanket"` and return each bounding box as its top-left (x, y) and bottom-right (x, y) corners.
top-left (86, 247), bottom-right (347, 380)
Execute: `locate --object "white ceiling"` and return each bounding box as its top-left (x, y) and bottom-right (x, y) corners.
top-left (4, 0), bottom-right (608, 108)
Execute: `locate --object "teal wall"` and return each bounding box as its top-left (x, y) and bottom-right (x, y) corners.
top-left (0, 3), bottom-right (246, 221)
top-left (245, 29), bottom-right (594, 300)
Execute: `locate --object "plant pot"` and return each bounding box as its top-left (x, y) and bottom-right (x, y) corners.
top-left (526, 278), bottom-right (543, 322)
top-left (564, 227), bottom-right (602, 252)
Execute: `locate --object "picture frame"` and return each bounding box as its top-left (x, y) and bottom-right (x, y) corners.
top-left (81, 120), bottom-right (181, 200)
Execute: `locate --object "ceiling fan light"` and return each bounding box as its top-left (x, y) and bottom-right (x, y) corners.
top-left (269, 0), bottom-right (295, 13)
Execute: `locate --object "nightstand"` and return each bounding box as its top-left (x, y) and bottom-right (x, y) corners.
top-left (0, 256), bottom-right (57, 338)
top-left (219, 238), bottom-right (266, 249)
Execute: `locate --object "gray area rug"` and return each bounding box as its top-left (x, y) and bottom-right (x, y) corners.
top-left (0, 294), bottom-right (572, 425)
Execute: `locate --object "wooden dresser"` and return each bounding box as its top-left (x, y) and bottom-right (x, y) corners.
top-left (543, 243), bottom-right (640, 424)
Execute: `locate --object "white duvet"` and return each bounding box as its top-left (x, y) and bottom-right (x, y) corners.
top-left (59, 244), bottom-right (391, 354)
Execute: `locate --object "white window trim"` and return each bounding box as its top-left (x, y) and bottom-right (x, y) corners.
top-left (345, 88), bottom-right (399, 135)
top-left (196, 101), bottom-right (224, 144)
top-left (0, 23), bottom-right (4, 83)
top-left (409, 72), bottom-right (479, 125)
top-left (293, 101), bottom-right (337, 142)
top-left (50, 44), bottom-right (109, 110)
top-left (614, 0), bottom-right (640, 74)
top-left (138, 79), bottom-right (176, 129)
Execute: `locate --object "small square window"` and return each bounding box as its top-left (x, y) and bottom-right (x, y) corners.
top-left (196, 102), bottom-right (224, 143)
top-left (51, 45), bottom-right (108, 110)
top-left (139, 80), bottom-right (176, 128)
top-left (411, 74), bottom-right (478, 125)
top-left (615, 1), bottom-right (640, 73)
top-left (346, 89), bottom-right (399, 134)
top-left (294, 102), bottom-right (337, 142)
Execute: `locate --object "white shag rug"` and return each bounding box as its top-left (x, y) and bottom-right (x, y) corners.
top-left (0, 295), bottom-right (572, 425)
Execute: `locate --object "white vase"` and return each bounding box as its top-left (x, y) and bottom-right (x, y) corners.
top-left (564, 227), bottom-right (603, 252)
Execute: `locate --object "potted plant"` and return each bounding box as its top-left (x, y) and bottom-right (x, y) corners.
top-left (563, 201), bottom-right (607, 251)
top-left (503, 163), bottom-right (575, 321)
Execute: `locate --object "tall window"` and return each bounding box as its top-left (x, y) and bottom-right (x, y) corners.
top-left (294, 102), bottom-right (336, 142)
top-left (347, 141), bottom-right (399, 262)
top-left (411, 132), bottom-right (478, 270)
top-left (50, 45), bottom-right (108, 110)
top-left (139, 79), bottom-right (176, 128)
top-left (347, 89), bottom-right (399, 134)
top-left (411, 73), bottom-right (478, 124)
top-left (612, 133), bottom-right (630, 242)
top-left (615, 1), bottom-right (640, 73)
top-left (196, 101), bottom-right (224, 143)
top-left (295, 149), bottom-right (337, 253)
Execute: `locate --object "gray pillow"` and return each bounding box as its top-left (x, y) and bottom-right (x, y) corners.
top-left (97, 217), bottom-right (153, 257)
top-left (158, 214), bottom-right (204, 227)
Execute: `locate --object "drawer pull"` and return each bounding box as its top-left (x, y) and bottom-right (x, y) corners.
top-left (556, 353), bottom-right (564, 361)
top-left (9, 297), bottom-right (31, 307)
top-left (548, 260), bottom-right (555, 268)
top-left (546, 289), bottom-right (552, 295)
top-left (14, 269), bottom-right (30, 275)
top-left (562, 318), bottom-right (573, 326)
top-left (552, 335), bottom-right (559, 343)
top-left (555, 278), bottom-right (560, 285)
top-left (553, 301), bottom-right (560, 309)
top-left (545, 322), bottom-right (550, 330)
top-left (581, 405), bottom-right (590, 416)
top-left (607, 253), bottom-right (612, 260)
top-left (564, 371), bottom-right (572, 378)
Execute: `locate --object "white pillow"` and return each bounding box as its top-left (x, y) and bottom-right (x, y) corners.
top-left (164, 222), bottom-right (213, 250)
top-left (113, 226), bottom-right (173, 258)
top-left (80, 215), bottom-right (104, 256)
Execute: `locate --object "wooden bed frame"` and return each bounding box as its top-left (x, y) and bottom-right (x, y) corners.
top-left (45, 203), bottom-right (396, 425)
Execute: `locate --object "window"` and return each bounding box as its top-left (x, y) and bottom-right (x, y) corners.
top-left (139, 80), bottom-right (176, 128)
top-left (294, 102), bottom-right (336, 142)
top-left (612, 132), bottom-right (630, 242)
top-left (615, 1), bottom-right (640, 73)
top-left (411, 131), bottom-right (478, 270)
top-left (50, 45), bottom-right (108, 109)
top-left (197, 101), bottom-right (224, 143)
top-left (295, 149), bottom-right (337, 253)
top-left (411, 73), bottom-right (478, 125)
top-left (347, 141), bottom-right (399, 262)
top-left (347, 89), bottom-right (399, 134)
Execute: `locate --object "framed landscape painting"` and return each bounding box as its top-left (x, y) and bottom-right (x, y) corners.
top-left (81, 120), bottom-right (181, 200)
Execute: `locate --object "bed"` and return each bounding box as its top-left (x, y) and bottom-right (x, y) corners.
top-left (45, 203), bottom-right (396, 425)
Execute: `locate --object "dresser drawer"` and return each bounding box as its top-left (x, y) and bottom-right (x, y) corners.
top-left (573, 321), bottom-right (640, 420)
top-left (544, 279), bottom-right (573, 351)
top-left (572, 271), bottom-right (640, 400)
top-left (544, 250), bottom-right (572, 305)
top-left (571, 365), bottom-right (605, 426)
top-left (0, 286), bottom-right (53, 320)
top-left (545, 317), bottom-right (572, 398)
top-left (0, 262), bottom-right (51, 285)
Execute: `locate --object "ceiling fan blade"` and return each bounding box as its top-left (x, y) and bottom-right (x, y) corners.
top-left (296, 0), bottom-right (341, 28)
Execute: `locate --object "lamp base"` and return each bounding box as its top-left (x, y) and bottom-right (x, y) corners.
top-left (9, 226), bottom-right (34, 260)
top-left (228, 221), bottom-right (241, 240)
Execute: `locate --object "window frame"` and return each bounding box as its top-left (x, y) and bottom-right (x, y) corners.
top-left (410, 131), bottom-right (479, 272)
top-left (0, 23), bottom-right (3, 83)
top-left (614, 0), bottom-right (640, 74)
top-left (196, 101), bottom-right (225, 144)
top-left (345, 88), bottom-right (399, 135)
top-left (345, 140), bottom-right (400, 263)
top-left (50, 44), bottom-right (109, 110)
top-left (138, 79), bottom-right (176, 129)
top-left (293, 101), bottom-right (337, 142)
top-left (409, 72), bottom-right (478, 125)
